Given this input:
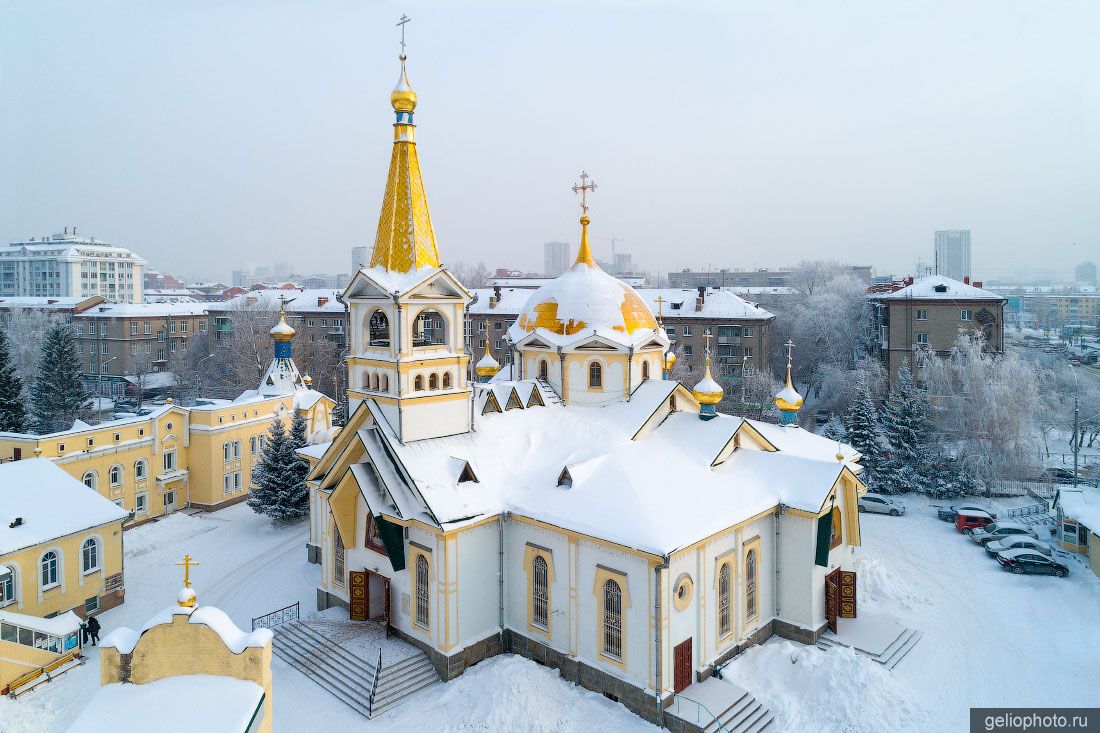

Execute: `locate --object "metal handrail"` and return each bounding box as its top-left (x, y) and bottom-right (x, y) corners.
top-left (670, 693), bottom-right (732, 733)
top-left (368, 647), bottom-right (382, 714)
top-left (251, 601), bottom-right (299, 631)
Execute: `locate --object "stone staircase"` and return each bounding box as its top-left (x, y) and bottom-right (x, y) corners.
top-left (816, 627), bottom-right (923, 670)
top-left (272, 620), bottom-right (439, 717)
top-left (534, 378), bottom-right (563, 405)
top-left (669, 678), bottom-right (774, 733)
top-left (700, 687), bottom-right (774, 733)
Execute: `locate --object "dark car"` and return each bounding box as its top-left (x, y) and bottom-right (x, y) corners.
top-left (996, 548), bottom-right (1069, 577)
top-left (1041, 468), bottom-right (1083, 485)
top-left (937, 504), bottom-right (998, 522)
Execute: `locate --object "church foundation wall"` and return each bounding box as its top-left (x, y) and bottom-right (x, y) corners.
top-left (188, 491), bottom-right (251, 513)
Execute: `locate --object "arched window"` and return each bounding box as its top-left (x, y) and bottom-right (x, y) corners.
top-left (135, 459), bottom-right (147, 480)
top-left (82, 472), bottom-right (97, 490)
top-left (381, 374), bottom-right (389, 392)
top-left (82, 538), bottom-right (100, 573)
top-left (718, 563), bottom-right (732, 637)
top-left (602, 579), bottom-right (622, 660)
top-left (109, 465), bottom-right (123, 487)
top-left (589, 362), bottom-right (603, 388)
top-left (829, 505), bottom-right (843, 549)
top-left (670, 395), bottom-right (678, 411)
top-left (223, 442), bottom-right (232, 462)
top-left (428, 373), bottom-right (439, 390)
top-left (442, 372), bottom-right (452, 389)
top-left (412, 310), bottom-right (446, 347)
top-left (641, 361), bottom-right (650, 381)
top-left (532, 556), bottom-right (549, 630)
top-left (414, 375), bottom-right (424, 391)
top-left (333, 528), bottom-right (345, 586)
top-left (415, 554), bottom-right (430, 628)
top-left (0, 565), bottom-right (15, 608)
top-left (41, 551), bottom-right (59, 589)
top-left (234, 440), bottom-right (242, 459)
top-left (538, 359), bottom-right (549, 381)
top-left (368, 310), bottom-right (390, 347)
top-left (745, 549), bottom-right (758, 619)
top-left (371, 373), bottom-right (379, 391)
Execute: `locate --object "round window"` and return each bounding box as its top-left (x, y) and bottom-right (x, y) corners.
top-left (673, 573), bottom-right (693, 612)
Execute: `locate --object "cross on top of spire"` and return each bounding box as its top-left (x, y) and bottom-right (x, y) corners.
top-left (654, 295), bottom-right (666, 325)
top-left (572, 171), bottom-right (597, 217)
top-left (176, 554), bottom-right (199, 589)
top-left (703, 329), bottom-right (713, 358)
top-left (397, 14), bottom-right (411, 57)
top-left (785, 339), bottom-right (795, 367)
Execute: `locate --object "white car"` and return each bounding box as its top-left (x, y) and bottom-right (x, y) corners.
top-left (858, 493), bottom-right (905, 516)
top-left (984, 535), bottom-right (1053, 557)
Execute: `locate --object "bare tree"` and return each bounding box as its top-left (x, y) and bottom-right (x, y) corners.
top-left (450, 260), bottom-right (490, 289)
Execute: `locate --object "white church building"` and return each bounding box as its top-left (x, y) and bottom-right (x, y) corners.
top-left (307, 52), bottom-right (866, 725)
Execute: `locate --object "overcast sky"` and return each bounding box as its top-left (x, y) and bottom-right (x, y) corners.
top-left (2, 1), bottom-right (1098, 282)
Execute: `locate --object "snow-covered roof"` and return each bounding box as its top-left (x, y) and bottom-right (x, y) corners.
top-left (207, 287), bottom-right (346, 313)
top-left (351, 380), bottom-right (854, 555)
top-left (101, 603), bottom-right (273, 655)
top-left (67, 675), bottom-right (265, 733)
top-left (0, 296), bottom-right (95, 310)
top-left (1058, 486), bottom-right (1100, 531)
top-left (639, 288), bottom-right (774, 320)
top-left (297, 441), bottom-right (332, 460)
top-left (0, 459), bottom-right (129, 556)
top-left (74, 302), bottom-right (210, 318)
top-left (871, 275), bottom-right (1003, 301)
top-left (0, 609), bottom-right (81, 637)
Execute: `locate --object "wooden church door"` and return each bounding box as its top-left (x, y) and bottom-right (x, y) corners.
top-left (839, 571), bottom-right (857, 619)
top-left (349, 570), bottom-right (368, 621)
top-left (673, 638), bottom-right (692, 693)
top-left (825, 568), bottom-right (840, 633)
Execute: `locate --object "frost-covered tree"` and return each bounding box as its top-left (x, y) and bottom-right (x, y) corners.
top-left (2, 307), bottom-right (65, 398)
top-left (880, 362), bottom-right (934, 492)
top-left (289, 408), bottom-right (309, 450)
top-left (31, 323), bottom-right (89, 434)
top-left (248, 415), bottom-right (309, 521)
top-left (844, 373), bottom-right (886, 483)
top-left (0, 329), bottom-right (27, 432)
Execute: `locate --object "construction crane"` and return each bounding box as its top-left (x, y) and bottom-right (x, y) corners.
top-left (596, 234), bottom-right (625, 258)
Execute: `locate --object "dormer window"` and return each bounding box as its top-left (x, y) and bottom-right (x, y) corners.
top-left (933, 284), bottom-right (948, 293)
top-left (557, 467), bottom-right (573, 488)
top-left (458, 462), bottom-right (478, 483)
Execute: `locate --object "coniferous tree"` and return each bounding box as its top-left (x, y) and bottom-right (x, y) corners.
top-left (0, 328), bottom-right (28, 432)
top-left (844, 374), bottom-right (885, 484)
top-left (289, 408), bottom-right (309, 451)
top-left (31, 323), bottom-right (89, 434)
top-left (880, 362), bottom-right (933, 492)
top-left (248, 415), bottom-right (309, 521)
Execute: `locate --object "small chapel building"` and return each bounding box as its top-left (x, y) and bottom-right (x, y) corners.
top-left (307, 52), bottom-right (867, 724)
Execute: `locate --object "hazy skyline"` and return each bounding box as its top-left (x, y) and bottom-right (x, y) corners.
top-left (2, 1), bottom-right (1098, 282)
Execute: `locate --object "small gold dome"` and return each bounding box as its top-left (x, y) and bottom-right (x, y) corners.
top-left (692, 358), bottom-right (724, 406)
top-left (475, 342), bottom-right (501, 379)
top-left (663, 351), bottom-right (677, 370)
top-left (303, 373), bottom-right (313, 386)
top-left (774, 368), bottom-right (804, 412)
top-left (391, 56), bottom-right (417, 113)
top-left (270, 314), bottom-right (296, 342)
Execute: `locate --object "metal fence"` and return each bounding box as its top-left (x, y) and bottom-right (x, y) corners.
top-left (252, 601), bottom-right (299, 631)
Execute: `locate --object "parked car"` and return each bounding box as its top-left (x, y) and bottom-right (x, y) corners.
top-left (937, 504), bottom-right (998, 522)
top-left (996, 548), bottom-right (1069, 577)
top-left (984, 536), bottom-right (1054, 558)
top-left (955, 510), bottom-right (994, 533)
top-left (968, 521), bottom-right (1038, 545)
top-left (1040, 468), bottom-right (1083, 485)
top-left (814, 410), bottom-right (831, 424)
top-left (858, 493), bottom-right (905, 516)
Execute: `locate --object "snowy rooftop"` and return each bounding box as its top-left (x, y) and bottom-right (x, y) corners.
top-left (101, 603), bottom-right (273, 655)
top-left (0, 296), bottom-right (96, 310)
top-left (0, 459), bottom-right (129, 555)
top-left (870, 275), bottom-right (1004, 301)
top-left (207, 287), bottom-right (346, 313)
top-left (470, 287), bottom-right (775, 321)
top-left (0, 609), bottom-right (81, 638)
top-left (349, 380), bottom-right (856, 555)
top-left (74, 302), bottom-right (210, 318)
top-left (1057, 486), bottom-right (1100, 531)
top-left (67, 675), bottom-right (265, 733)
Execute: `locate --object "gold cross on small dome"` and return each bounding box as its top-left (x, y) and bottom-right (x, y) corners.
top-left (572, 171), bottom-right (597, 216)
top-left (176, 554), bottom-right (199, 588)
top-left (655, 295), bottom-right (666, 325)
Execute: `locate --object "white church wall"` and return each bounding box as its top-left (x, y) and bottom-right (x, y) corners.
top-left (737, 516), bottom-right (774, 644)
top-left (778, 512), bottom-right (816, 629)
top-left (566, 358), bottom-right (626, 406)
top-left (397, 523), bottom-right (441, 651)
top-left (503, 520), bottom-right (572, 657)
top-left (523, 352), bottom-right (561, 395)
top-left (575, 539), bottom-right (651, 688)
top-left (696, 525), bottom-right (739, 665)
top-left (400, 398), bottom-right (472, 442)
top-left (455, 520), bottom-right (501, 648)
top-left (666, 550), bottom-right (697, 687)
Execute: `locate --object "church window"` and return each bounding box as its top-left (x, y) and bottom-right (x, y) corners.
top-left (40, 551), bottom-right (59, 589)
top-left (368, 310), bottom-right (390, 347)
top-left (415, 554), bottom-right (430, 628)
top-left (641, 361), bottom-right (650, 381)
top-left (532, 556), bottom-right (549, 630)
top-left (458, 463), bottom-right (477, 483)
top-left (602, 579), bottom-right (623, 661)
top-left (109, 465), bottom-right (123, 487)
top-left (588, 362), bottom-right (603, 388)
top-left (333, 528), bottom-right (345, 587)
top-left (442, 372), bottom-right (452, 389)
top-left (670, 395), bottom-right (678, 411)
top-left (414, 375), bottom-right (424, 391)
top-left (371, 373), bottom-right (379, 391)
top-left (745, 548), bottom-right (758, 620)
top-left (413, 310), bottom-right (446, 347)
top-left (381, 374), bottom-right (389, 392)
top-left (718, 563), bottom-right (732, 638)
top-left (81, 538), bottom-right (100, 574)
top-left (829, 505), bottom-right (843, 549)
top-left (429, 373), bottom-right (439, 390)
top-left (538, 359), bottom-right (548, 380)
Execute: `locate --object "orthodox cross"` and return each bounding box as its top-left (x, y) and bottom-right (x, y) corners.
top-left (572, 171), bottom-right (597, 216)
top-left (654, 295), bottom-right (666, 325)
top-left (396, 14), bottom-right (411, 56)
top-left (277, 293), bottom-right (288, 319)
top-left (176, 554), bottom-right (199, 589)
top-left (785, 339), bottom-right (795, 367)
top-left (703, 329), bottom-right (713, 358)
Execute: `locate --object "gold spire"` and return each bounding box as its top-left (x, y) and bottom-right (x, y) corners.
top-left (572, 172), bottom-right (598, 266)
top-left (693, 331), bottom-right (724, 406)
top-left (176, 554), bottom-right (199, 608)
top-left (775, 339), bottom-right (805, 414)
top-left (475, 339), bottom-right (502, 379)
top-left (270, 294), bottom-right (296, 342)
top-left (369, 43), bottom-right (442, 273)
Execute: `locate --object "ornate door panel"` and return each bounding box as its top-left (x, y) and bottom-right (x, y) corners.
top-left (825, 568), bottom-right (840, 633)
top-left (673, 638), bottom-right (692, 694)
top-left (839, 571), bottom-right (857, 619)
top-left (349, 570), bottom-right (368, 621)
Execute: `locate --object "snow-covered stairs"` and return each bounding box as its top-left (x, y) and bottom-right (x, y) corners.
top-left (272, 620), bottom-right (439, 717)
top-left (534, 378), bottom-right (563, 405)
top-left (699, 686), bottom-right (774, 733)
top-left (669, 677), bottom-right (774, 733)
top-left (816, 627), bottom-right (923, 670)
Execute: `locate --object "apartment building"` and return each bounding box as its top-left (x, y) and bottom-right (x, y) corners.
top-left (669, 265), bottom-right (873, 289)
top-left (867, 275), bottom-right (1005, 382)
top-left (1, 229), bottom-right (146, 304)
top-left (207, 288), bottom-right (349, 349)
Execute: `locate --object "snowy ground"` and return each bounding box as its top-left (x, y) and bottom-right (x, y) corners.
top-left (3, 496), bottom-right (1099, 733)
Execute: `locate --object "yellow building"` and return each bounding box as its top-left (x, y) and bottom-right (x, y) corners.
top-left (0, 312), bottom-right (335, 523)
top-left (71, 557), bottom-right (274, 733)
top-left (1053, 487), bottom-right (1100, 579)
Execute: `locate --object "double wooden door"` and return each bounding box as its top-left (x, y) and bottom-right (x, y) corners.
top-left (825, 568), bottom-right (857, 633)
top-left (673, 638), bottom-right (692, 693)
top-left (348, 569), bottom-right (391, 635)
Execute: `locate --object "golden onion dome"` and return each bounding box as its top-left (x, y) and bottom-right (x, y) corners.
top-left (303, 373), bottom-right (313, 386)
top-left (692, 358), bottom-right (724, 406)
top-left (475, 342), bottom-right (501, 379)
top-left (270, 313), bottom-right (296, 342)
top-left (663, 351), bottom-right (677, 370)
top-left (774, 366), bottom-right (804, 412)
top-left (391, 55), bottom-right (417, 113)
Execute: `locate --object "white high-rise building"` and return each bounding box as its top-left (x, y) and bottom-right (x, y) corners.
top-left (1, 228), bottom-right (146, 303)
top-left (351, 246), bottom-right (369, 274)
top-left (934, 230), bottom-right (971, 281)
top-left (543, 241), bottom-right (569, 277)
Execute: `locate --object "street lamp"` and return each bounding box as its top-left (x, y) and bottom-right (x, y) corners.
top-left (96, 356), bottom-right (119, 423)
top-left (1069, 364), bottom-right (1080, 489)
